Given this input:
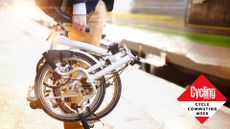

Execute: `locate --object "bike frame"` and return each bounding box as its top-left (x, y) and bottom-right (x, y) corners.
top-left (46, 34), bottom-right (136, 107)
top-left (27, 11), bottom-right (138, 122)
top-left (50, 34), bottom-right (135, 84)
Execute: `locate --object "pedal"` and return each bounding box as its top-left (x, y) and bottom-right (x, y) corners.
top-left (27, 85), bottom-right (42, 109)
top-left (29, 100), bottom-right (42, 109)
top-left (26, 96), bottom-right (37, 102)
top-left (26, 85), bottom-right (36, 101)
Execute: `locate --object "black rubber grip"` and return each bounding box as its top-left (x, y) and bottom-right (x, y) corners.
top-left (42, 52), bottom-right (57, 70)
top-left (79, 113), bottom-right (90, 129)
top-left (85, 27), bottom-right (90, 33)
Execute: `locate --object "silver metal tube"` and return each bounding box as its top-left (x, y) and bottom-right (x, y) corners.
top-left (54, 67), bottom-right (89, 77)
top-left (57, 36), bottom-right (107, 56)
top-left (90, 55), bottom-right (132, 81)
top-left (70, 61), bottom-right (104, 80)
top-left (86, 61), bottom-right (104, 73)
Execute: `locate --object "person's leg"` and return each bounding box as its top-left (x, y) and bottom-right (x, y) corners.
top-left (64, 1), bottom-right (106, 129)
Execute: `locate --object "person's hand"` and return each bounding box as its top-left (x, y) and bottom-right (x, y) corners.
top-left (72, 14), bottom-right (87, 32)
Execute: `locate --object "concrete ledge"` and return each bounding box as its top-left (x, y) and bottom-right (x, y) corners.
top-left (119, 39), bottom-right (230, 80)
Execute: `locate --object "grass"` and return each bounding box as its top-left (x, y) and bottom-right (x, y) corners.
top-left (111, 12), bottom-right (230, 48)
top-left (110, 12), bottom-right (183, 24)
top-left (116, 23), bottom-right (230, 48)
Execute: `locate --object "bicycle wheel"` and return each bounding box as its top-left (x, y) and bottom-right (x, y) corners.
top-left (87, 72), bottom-right (122, 120)
top-left (36, 57), bottom-right (45, 73)
top-left (35, 52), bottom-right (105, 121)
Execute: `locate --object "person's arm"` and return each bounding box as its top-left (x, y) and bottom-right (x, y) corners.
top-left (72, 1), bottom-right (87, 32)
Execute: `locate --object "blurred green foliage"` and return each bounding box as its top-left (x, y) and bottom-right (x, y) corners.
top-left (112, 13), bottom-right (230, 48)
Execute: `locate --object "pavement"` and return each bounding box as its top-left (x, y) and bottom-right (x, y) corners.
top-left (0, 6), bottom-right (230, 129)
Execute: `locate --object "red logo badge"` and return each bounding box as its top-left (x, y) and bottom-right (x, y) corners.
top-left (177, 74), bottom-right (227, 124)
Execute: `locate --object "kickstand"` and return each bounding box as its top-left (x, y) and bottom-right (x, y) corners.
top-left (79, 113), bottom-right (90, 129)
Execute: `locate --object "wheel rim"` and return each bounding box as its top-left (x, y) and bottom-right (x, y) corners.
top-left (88, 73), bottom-right (121, 120)
top-left (37, 57), bottom-right (104, 120)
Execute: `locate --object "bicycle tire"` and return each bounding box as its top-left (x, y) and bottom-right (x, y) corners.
top-left (35, 52), bottom-right (105, 121)
top-left (36, 57), bottom-right (45, 73)
top-left (87, 72), bottom-right (122, 120)
top-left (36, 53), bottom-right (122, 121)
top-left (79, 113), bottom-right (90, 129)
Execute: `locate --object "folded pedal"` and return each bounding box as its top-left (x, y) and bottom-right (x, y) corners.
top-left (27, 85), bottom-right (42, 109)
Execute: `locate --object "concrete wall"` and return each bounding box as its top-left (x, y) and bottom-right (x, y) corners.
top-left (187, 0), bottom-right (230, 27)
top-left (131, 0), bottom-right (187, 17)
